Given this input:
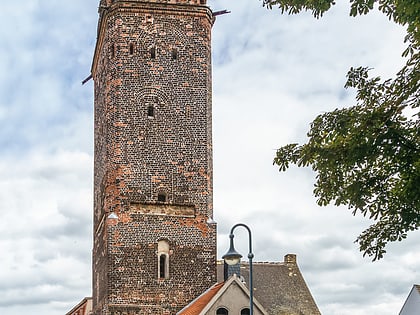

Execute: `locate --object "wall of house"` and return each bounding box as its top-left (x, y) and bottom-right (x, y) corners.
top-left (399, 286), bottom-right (420, 315)
top-left (206, 281), bottom-right (266, 315)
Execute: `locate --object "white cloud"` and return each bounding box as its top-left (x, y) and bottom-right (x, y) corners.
top-left (0, 1), bottom-right (418, 315)
top-left (0, 149), bottom-right (92, 312)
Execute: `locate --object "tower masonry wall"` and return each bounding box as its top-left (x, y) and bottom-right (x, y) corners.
top-left (92, 1), bottom-right (216, 314)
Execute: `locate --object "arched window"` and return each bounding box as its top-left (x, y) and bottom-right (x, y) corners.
top-left (157, 240), bottom-right (170, 279)
top-left (216, 307), bottom-right (228, 315)
top-left (241, 308), bottom-right (250, 315)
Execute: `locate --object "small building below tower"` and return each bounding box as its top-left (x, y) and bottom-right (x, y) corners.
top-left (68, 254), bottom-right (321, 315)
top-left (66, 297), bottom-right (92, 315)
top-left (399, 285), bottom-right (420, 315)
top-left (216, 254), bottom-right (321, 315)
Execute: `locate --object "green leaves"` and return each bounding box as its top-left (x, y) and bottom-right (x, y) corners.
top-left (274, 67), bottom-right (419, 260)
top-left (349, 0), bottom-right (375, 16)
top-left (262, 0), bottom-right (336, 18)
top-left (263, 0), bottom-right (420, 45)
top-left (268, 0), bottom-right (420, 261)
top-left (273, 143), bottom-right (302, 171)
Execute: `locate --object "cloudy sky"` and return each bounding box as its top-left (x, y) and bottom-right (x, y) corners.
top-left (0, 1), bottom-right (418, 315)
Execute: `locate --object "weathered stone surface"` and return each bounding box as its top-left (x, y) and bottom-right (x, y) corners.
top-left (92, 1), bottom-right (216, 314)
top-left (129, 203), bottom-right (195, 217)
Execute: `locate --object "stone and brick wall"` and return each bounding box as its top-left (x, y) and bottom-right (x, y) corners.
top-left (91, 1), bottom-right (216, 314)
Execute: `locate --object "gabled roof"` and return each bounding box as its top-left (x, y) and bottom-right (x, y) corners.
top-left (178, 274), bottom-right (268, 315)
top-left (66, 297), bottom-right (92, 315)
top-left (217, 254), bottom-right (321, 315)
top-left (399, 284), bottom-right (420, 315)
top-left (178, 281), bottom-right (225, 315)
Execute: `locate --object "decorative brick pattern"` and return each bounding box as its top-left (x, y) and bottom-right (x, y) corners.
top-left (91, 1), bottom-right (216, 314)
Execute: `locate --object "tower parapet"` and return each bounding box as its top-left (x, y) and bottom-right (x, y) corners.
top-left (99, 0), bottom-right (208, 9)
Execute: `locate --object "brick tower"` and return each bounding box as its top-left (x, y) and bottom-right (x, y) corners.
top-left (91, 0), bottom-right (216, 314)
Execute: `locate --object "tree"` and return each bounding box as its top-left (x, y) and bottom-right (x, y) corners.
top-left (265, 0), bottom-right (420, 260)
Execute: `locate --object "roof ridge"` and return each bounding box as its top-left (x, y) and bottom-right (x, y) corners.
top-left (177, 281), bottom-right (225, 315)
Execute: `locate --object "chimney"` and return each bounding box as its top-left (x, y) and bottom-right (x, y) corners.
top-left (284, 254), bottom-right (297, 265)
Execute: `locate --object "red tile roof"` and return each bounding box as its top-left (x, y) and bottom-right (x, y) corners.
top-left (178, 281), bottom-right (225, 315)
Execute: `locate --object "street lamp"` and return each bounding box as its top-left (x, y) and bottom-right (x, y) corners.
top-left (222, 223), bottom-right (254, 315)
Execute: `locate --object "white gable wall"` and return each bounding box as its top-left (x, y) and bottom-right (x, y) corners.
top-left (205, 281), bottom-right (265, 315)
top-left (399, 286), bottom-right (420, 315)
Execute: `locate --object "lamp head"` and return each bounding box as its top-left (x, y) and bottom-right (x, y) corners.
top-left (222, 234), bottom-right (242, 265)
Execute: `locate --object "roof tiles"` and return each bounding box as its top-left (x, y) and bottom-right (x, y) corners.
top-left (178, 281), bottom-right (225, 315)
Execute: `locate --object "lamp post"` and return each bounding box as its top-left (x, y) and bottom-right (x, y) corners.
top-left (222, 223), bottom-right (254, 315)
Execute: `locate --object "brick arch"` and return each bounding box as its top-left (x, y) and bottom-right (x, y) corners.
top-left (156, 236), bottom-right (171, 243)
top-left (135, 86), bottom-right (170, 110)
top-left (136, 18), bottom-right (189, 58)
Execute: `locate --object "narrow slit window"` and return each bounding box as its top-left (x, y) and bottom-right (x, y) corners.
top-left (111, 44), bottom-right (115, 58)
top-left (157, 240), bottom-right (170, 280)
top-left (150, 47), bottom-right (156, 59)
top-left (129, 43), bottom-right (134, 55)
top-left (159, 254), bottom-right (166, 278)
top-left (171, 48), bottom-right (178, 60)
top-left (147, 105), bottom-right (155, 118)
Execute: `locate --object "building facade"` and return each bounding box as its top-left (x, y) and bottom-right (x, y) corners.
top-left (178, 274), bottom-right (269, 315)
top-left (66, 298), bottom-right (92, 315)
top-left (91, 0), bottom-right (217, 314)
top-left (399, 285), bottom-right (420, 315)
top-left (217, 255), bottom-right (321, 315)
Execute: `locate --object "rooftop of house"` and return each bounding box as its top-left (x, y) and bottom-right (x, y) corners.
top-left (67, 255), bottom-right (320, 315)
top-left (178, 281), bottom-right (225, 315)
top-left (178, 274), bottom-right (269, 315)
top-left (217, 254), bottom-right (321, 315)
top-left (65, 297), bottom-right (92, 315)
top-left (399, 284), bottom-right (420, 315)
